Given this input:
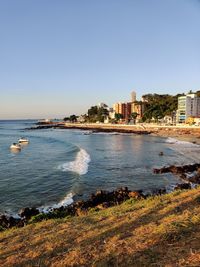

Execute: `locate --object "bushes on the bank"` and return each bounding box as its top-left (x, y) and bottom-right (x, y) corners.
top-left (29, 210), bottom-right (71, 223)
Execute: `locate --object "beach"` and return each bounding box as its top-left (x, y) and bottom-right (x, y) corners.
top-left (35, 122), bottom-right (200, 144)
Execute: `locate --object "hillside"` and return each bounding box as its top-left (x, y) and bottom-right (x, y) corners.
top-left (1, 187), bottom-right (200, 267)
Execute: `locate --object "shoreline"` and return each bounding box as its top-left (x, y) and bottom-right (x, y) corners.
top-left (1, 123), bottom-right (199, 230)
top-left (1, 162), bottom-right (200, 231)
top-left (28, 122), bottom-right (200, 144)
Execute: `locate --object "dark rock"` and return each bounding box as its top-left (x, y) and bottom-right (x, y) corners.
top-left (121, 186), bottom-right (129, 192)
top-left (0, 215), bottom-right (9, 229)
top-left (19, 207), bottom-right (39, 220)
top-left (153, 163), bottom-right (200, 185)
top-left (157, 188), bottom-right (167, 195)
top-left (188, 174), bottom-right (200, 184)
top-left (0, 215), bottom-right (22, 229)
top-left (159, 152), bottom-right (164, 156)
top-left (174, 183), bottom-right (191, 190)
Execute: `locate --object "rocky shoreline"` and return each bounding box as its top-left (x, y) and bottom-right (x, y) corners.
top-left (26, 122), bottom-right (200, 143)
top-left (1, 123), bottom-right (199, 231)
top-left (27, 123), bottom-right (153, 135)
top-left (1, 162), bottom-right (200, 231)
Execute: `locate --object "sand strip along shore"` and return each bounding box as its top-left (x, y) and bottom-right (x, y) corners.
top-left (30, 122), bottom-right (200, 144)
top-left (62, 123), bottom-right (200, 141)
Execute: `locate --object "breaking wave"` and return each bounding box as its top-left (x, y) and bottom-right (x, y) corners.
top-left (166, 137), bottom-right (199, 147)
top-left (59, 148), bottom-right (91, 175)
top-left (166, 137), bottom-right (200, 163)
top-left (39, 192), bottom-right (74, 213)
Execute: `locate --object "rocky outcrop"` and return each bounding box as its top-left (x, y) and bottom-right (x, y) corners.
top-left (0, 215), bottom-right (24, 230)
top-left (0, 187), bottom-right (145, 231)
top-left (0, 180), bottom-right (198, 231)
top-left (174, 183), bottom-right (191, 190)
top-left (153, 163), bottom-right (200, 175)
top-left (28, 124), bottom-right (152, 135)
top-left (19, 207), bottom-right (40, 220)
top-left (153, 163), bottom-right (200, 185)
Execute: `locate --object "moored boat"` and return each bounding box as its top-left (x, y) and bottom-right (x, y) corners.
top-left (18, 137), bottom-right (29, 143)
top-left (10, 143), bottom-right (21, 150)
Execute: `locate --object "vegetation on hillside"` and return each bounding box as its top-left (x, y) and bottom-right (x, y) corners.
top-left (141, 93), bottom-right (183, 122)
top-left (1, 187), bottom-right (200, 266)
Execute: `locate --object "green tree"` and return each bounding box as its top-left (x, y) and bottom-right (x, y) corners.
top-left (69, 115), bottom-right (77, 122)
top-left (141, 93), bottom-right (181, 122)
top-left (63, 117), bottom-right (70, 121)
top-left (88, 106), bottom-right (98, 117)
top-left (115, 113), bottom-right (123, 121)
top-left (130, 112), bottom-right (138, 124)
top-left (87, 105), bottom-right (109, 123)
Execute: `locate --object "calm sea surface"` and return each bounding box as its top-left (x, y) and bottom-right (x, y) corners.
top-left (0, 120), bottom-right (199, 214)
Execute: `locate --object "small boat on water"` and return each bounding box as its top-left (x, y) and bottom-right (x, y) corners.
top-left (18, 137), bottom-right (29, 143)
top-left (10, 143), bottom-right (21, 150)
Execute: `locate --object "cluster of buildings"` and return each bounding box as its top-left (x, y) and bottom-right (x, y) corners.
top-left (112, 91), bottom-right (146, 123)
top-left (109, 90), bottom-right (200, 125)
top-left (78, 90), bottom-right (200, 125)
top-left (96, 90), bottom-right (200, 125)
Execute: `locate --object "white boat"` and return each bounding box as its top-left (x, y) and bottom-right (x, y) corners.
top-left (18, 137), bottom-right (29, 143)
top-left (10, 143), bottom-right (21, 150)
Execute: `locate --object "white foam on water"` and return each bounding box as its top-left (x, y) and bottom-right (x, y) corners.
top-left (51, 192), bottom-right (74, 209)
top-left (39, 192), bottom-right (74, 213)
top-left (92, 132), bottom-right (131, 136)
top-left (59, 148), bottom-right (91, 175)
top-left (166, 137), bottom-right (199, 147)
top-left (165, 137), bottom-right (200, 163)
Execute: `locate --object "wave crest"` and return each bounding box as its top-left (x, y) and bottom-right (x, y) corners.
top-left (52, 192), bottom-right (74, 209)
top-left (166, 137), bottom-right (199, 147)
top-left (59, 148), bottom-right (91, 175)
top-left (39, 192), bottom-right (74, 213)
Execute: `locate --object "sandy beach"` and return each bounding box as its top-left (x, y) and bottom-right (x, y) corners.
top-left (60, 123), bottom-right (200, 144)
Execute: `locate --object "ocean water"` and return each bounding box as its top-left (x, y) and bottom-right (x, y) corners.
top-left (0, 120), bottom-right (200, 214)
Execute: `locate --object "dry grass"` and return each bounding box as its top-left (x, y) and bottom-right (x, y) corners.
top-left (1, 188), bottom-right (200, 267)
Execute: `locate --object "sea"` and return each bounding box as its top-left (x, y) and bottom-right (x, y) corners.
top-left (0, 120), bottom-right (200, 215)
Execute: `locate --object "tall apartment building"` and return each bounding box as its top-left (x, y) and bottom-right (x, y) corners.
top-left (131, 91), bottom-right (136, 102)
top-left (177, 93), bottom-right (200, 123)
top-left (113, 102), bottom-right (132, 120)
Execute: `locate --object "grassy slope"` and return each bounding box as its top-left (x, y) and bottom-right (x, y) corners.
top-left (1, 187), bottom-right (200, 267)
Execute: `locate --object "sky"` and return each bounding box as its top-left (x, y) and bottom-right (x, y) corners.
top-left (0, 0), bottom-right (200, 119)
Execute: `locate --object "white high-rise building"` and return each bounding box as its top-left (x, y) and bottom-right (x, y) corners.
top-left (177, 93), bottom-right (200, 123)
top-left (131, 91), bottom-right (136, 103)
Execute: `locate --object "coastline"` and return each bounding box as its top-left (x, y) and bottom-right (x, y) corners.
top-left (1, 122), bottom-right (200, 230)
top-left (1, 161), bottom-right (200, 231)
top-left (1, 186), bottom-right (200, 266)
top-left (1, 122), bottom-right (200, 265)
top-left (29, 122), bottom-right (200, 144)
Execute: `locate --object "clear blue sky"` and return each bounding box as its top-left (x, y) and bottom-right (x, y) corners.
top-left (0, 0), bottom-right (200, 119)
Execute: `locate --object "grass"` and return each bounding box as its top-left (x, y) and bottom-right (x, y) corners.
top-left (1, 187), bottom-right (200, 266)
